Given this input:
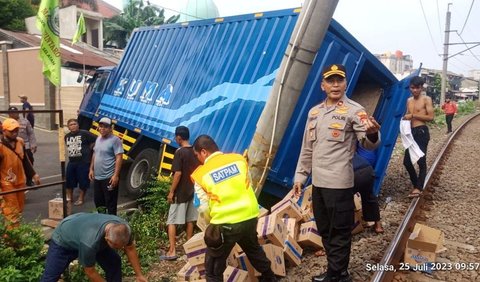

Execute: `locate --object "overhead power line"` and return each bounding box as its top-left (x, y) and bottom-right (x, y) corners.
top-left (455, 31), bottom-right (480, 63)
top-left (146, 1), bottom-right (206, 20)
top-left (419, 0), bottom-right (440, 55)
top-left (459, 0), bottom-right (475, 35)
top-left (436, 0), bottom-right (443, 40)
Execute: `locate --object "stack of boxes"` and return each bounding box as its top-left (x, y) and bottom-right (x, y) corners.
top-left (178, 185), bottom-right (366, 281)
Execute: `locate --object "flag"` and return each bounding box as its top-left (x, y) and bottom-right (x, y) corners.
top-left (72, 13), bottom-right (86, 45)
top-left (36, 0), bottom-right (60, 86)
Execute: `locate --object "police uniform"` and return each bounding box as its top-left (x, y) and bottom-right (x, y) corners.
top-left (294, 64), bottom-right (380, 281)
top-left (191, 151), bottom-right (276, 282)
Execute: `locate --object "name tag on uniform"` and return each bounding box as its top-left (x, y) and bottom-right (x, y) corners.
top-left (210, 164), bottom-right (240, 184)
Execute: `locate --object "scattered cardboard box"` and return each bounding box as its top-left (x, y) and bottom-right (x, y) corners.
top-left (258, 206), bottom-right (269, 218)
top-left (177, 262), bottom-right (200, 281)
top-left (354, 192), bottom-right (362, 211)
top-left (183, 232), bottom-right (207, 266)
top-left (223, 266), bottom-right (249, 282)
top-left (351, 209), bottom-right (364, 235)
top-left (297, 221), bottom-right (323, 249)
top-left (271, 198), bottom-right (303, 221)
top-left (196, 213), bottom-right (208, 232)
top-left (298, 185), bottom-right (312, 211)
top-left (282, 218), bottom-right (299, 240)
top-left (48, 198), bottom-right (63, 220)
top-left (404, 223), bottom-right (445, 268)
top-left (257, 214), bottom-right (287, 247)
top-left (283, 235), bottom-right (303, 266)
top-left (262, 243), bottom-right (286, 277)
top-left (237, 253), bottom-right (260, 278)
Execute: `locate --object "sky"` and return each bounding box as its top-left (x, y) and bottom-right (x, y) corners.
top-left (104, 0), bottom-right (480, 76)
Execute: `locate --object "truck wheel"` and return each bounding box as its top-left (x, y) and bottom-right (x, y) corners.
top-left (125, 148), bottom-right (160, 197)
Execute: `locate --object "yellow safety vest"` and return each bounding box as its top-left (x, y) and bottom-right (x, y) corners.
top-left (191, 153), bottom-right (259, 224)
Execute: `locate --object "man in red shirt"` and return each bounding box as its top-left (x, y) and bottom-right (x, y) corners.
top-left (441, 98), bottom-right (457, 133)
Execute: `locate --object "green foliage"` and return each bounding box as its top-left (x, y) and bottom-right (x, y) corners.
top-left (103, 0), bottom-right (180, 48)
top-left (0, 0), bottom-right (36, 31)
top-left (118, 176), bottom-right (172, 276)
top-left (0, 216), bottom-right (46, 281)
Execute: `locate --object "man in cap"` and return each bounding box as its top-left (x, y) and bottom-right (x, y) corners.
top-left (191, 135), bottom-right (276, 281)
top-left (41, 212), bottom-right (147, 282)
top-left (0, 118), bottom-right (41, 228)
top-left (293, 64), bottom-right (381, 282)
top-left (8, 106), bottom-right (37, 185)
top-left (89, 117), bottom-right (123, 215)
top-left (19, 95), bottom-right (35, 128)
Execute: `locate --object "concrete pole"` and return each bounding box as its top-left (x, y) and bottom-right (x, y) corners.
top-left (247, 0), bottom-right (339, 196)
top-left (440, 3), bottom-right (452, 105)
top-left (1, 41), bottom-right (13, 110)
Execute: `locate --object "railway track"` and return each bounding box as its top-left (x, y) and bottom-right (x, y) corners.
top-left (371, 113), bottom-right (480, 282)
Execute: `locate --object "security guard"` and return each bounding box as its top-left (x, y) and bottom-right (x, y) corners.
top-left (293, 64), bottom-right (381, 282)
top-left (191, 135), bottom-right (276, 282)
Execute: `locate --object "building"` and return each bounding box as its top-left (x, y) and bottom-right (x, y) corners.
top-left (468, 69), bottom-right (480, 80)
top-left (375, 50), bottom-right (413, 77)
top-left (25, 0), bottom-right (121, 51)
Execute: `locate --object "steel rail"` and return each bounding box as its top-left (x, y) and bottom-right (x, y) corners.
top-left (370, 112), bottom-right (480, 282)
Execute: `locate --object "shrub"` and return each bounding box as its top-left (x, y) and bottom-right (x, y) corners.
top-left (0, 215), bottom-right (46, 281)
top-left (119, 176), bottom-right (172, 277)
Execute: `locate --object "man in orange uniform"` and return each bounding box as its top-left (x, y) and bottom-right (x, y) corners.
top-left (0, 118), bottom-right (40, 228)
top-left (441, 97), bottom-right (457, 134)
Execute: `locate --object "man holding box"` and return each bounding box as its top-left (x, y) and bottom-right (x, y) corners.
top-left (191, 135), bottom-right (276, 282)
top-left (293, 64), bottom-right (381, 282)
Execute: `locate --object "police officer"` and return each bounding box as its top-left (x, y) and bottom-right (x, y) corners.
top-left (191, 135), bottom-right (276, 282)
top-left (293, 64), bottom-right (381, 282)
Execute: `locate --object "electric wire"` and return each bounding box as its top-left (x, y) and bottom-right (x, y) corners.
top-left (419, 0), bottom-right (440, 55)
top-left (459, 0), bottom-right (475, 35)
top-left (455, 31), bottom-right (480, 63)
top-left (146, 1), bottom-right (207, 20)
top-left (436, 0), bottom-right (443, 40)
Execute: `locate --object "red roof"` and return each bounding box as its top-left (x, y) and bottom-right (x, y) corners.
top-left (61, 0), bottom-right (121, 18)
top-left (0, 29), bottom-right (119, 69)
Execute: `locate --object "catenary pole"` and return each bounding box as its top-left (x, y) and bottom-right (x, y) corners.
top-left (440, 3), bottom-right (452, 105)
top-left (247, 0), bottom-right (339, 196)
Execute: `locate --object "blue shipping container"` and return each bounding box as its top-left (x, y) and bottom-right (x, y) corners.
top-left (79, 8), bottom-right (413, 198)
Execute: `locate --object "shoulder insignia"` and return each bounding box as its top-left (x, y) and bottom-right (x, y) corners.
top-left (336, 101), bottom-right (344, 107)
top-left (308, 121), bottom-right (316, 129)
top-left (310, 109), bottom-right (319, 116)
top-left (356, 111), bottom-right (368, 124)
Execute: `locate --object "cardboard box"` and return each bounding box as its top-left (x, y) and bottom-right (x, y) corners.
top-left (301, 208), bottom-right (315, 223)
top-left (257, 214), bottom-right (287, 247)
top-left (354, 192), bottom-right (362, 211)
top-left (298, 185), bottom-right (313, 211)
top-left (237, 253), bottom-right (260, 279)
top-left (404, 223), bottom-right (445, 267)
top-left (196, 213), bottom-right (208, 232)
top-left (297, 221), bottom-right (323, 249)
top-left (351, 209), bottom-right (364, 235)
top-left (271, 198), bottom-right (303, 221)
top-left (227, 246), bottom-right (240, 268)
top-left (183, 232), bottom-right (207, 266)
top-left (177, 262), bottom-right (200, 281)
top-left (262, 244), bottom-right (286, 277)
top-left (282, 218), bottom-right (299, 240)
top-left (48, 198), bottom-right (64, 220)
top-left (223, 266), bottom-right (249, 282)
top-left (258, 207), bottom-right (269, 218)
top-left (283, 235), bottom-right (303, 266)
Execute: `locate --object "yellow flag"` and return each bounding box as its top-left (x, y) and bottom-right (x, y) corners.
top-left (72, 13), bottom-right (86, 45)
top-left (36, 0), bottom-right (60, 86)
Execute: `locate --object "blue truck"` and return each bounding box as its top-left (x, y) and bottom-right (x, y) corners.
top-left (79, 8), bottom-right (413, 199)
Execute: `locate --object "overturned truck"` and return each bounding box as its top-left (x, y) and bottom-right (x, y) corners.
top-left (79, 8), bottom-right (413, 199)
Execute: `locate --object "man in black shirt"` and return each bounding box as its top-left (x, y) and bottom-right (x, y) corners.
top-left (160, 126), bottom-right (200, 260)
top-left (64, 118), bottom-right (97, 205)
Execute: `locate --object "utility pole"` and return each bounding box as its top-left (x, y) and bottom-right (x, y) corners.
top-left (440, 3), bottom-right (452, 105)
top-left (247, 0), bottom-right (339, 196)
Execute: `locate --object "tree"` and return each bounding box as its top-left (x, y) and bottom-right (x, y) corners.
top-left (0, 0), bottom-right (36, 31)
top-left (103, 0), bottom-right (179, 49)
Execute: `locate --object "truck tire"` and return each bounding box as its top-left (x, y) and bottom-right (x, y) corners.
top-left (124, 148), bottom-right (160, 197)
